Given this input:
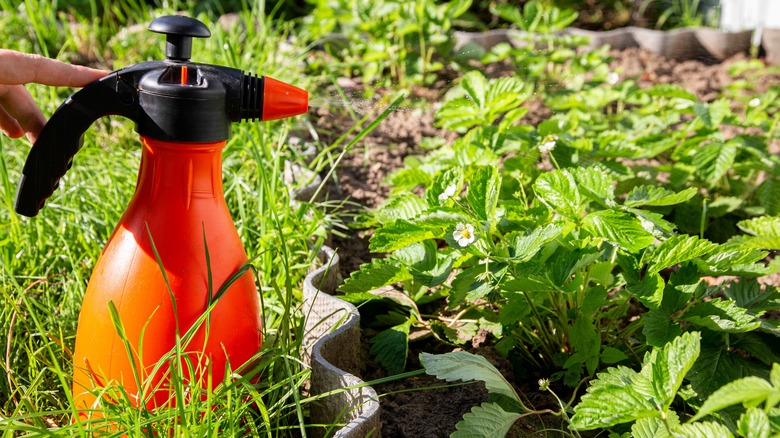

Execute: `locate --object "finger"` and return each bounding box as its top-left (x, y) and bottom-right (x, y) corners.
top-left (0, 50), bottom-right (108, 87)
top-left (0, 103), bottom-right (24, 139)
top-left (0, 84), bottom-right (46, 143)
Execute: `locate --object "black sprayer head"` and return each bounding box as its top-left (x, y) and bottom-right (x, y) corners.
top-left (14, 15), bottom-right (308, 217)
top-left (148, 15), bottom-right (211, 61)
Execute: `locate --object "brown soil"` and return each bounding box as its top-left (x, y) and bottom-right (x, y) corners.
top-left (309, 47), bottom-right (780, 437)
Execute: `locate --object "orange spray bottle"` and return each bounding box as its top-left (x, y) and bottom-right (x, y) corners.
top-left (14, 16), bottom-right (308, 414)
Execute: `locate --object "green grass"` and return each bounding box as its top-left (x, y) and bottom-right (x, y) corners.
top-left (0, 1), bottom-right (348, 435)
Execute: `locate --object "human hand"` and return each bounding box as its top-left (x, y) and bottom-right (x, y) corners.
top-left (0, 49), bottom-right (108, 143)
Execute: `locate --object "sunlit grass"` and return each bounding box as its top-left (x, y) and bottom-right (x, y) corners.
top-left (0, 0), bottom-right (342, 435)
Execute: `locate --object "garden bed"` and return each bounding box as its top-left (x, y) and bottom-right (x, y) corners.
top-left (312, 45), bottom-right (780, 437)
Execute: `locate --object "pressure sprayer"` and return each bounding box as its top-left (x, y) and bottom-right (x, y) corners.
top-left (14, 15), bottom-right (308, 414)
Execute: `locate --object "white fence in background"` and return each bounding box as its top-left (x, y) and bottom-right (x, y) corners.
top-left (720, 0), bottom-right (780, 31)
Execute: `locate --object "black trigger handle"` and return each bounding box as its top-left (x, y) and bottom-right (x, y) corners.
top-left (14, 72), bottom-right (140, 217)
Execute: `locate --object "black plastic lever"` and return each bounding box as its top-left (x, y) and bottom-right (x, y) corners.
top-left (148, 15), bottom-right (210, 61)
top-left (14, 73), bottom-right (140, 217)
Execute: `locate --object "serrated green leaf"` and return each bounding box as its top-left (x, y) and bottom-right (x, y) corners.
top-left (437, 71), bottom-right (528, 130)
top-left (583, 210), bottom-right (655, 253)
top-left (430, 320), bottom-right (478, 346)
top-left (569, 365), bottom-right (656, 430)
top-left (723, 278), bottom-right (763, 309)
top-left (374, 311), bottom-right (410, 327)
top-left (665, 265), bottom-right (702, 306)
top-left (707, 196), bottom-right (743, 217)
top-left (451, 403), bottom-right (523, 438)
top-left (689, 344), bottom-right (771, 399)
top-left (491, 3), bottom-right (523, 25)
top-left (737, 407), bottom-right (770, 438)
top-left (499, 292), bottom-right (532, 326)
top-left (427, 167), bottom-right (464, 207)
top-left (340, 258), bottom-right (412, 294)
top-left (548, 246), bottom-right (602, 287)
top-left (734, 332), bottom-right (780, 366)
top-left (698, 245), bottom-right (769, 275)
top-left (692, 140), bottom-right (738, 188)
top-left (512, 222), bottom-right (565, 262)
top-left (421, 351), bottom-right (519, 400)
top-left (370, 211), bottom-right (465, 252)
top-left (486, 77), bottom-right (526, 108)
top-left (436, 97), bottom-right (481, 130)
top-left (638, 84), bottom-right (697, 102)
top-left (450, 263), bottom-right (507, 307)
top-left (691, 376), bottom-right (775, 421)
top-left (393, 240), bottom-right (435, 269)
top-left (499, 107), bottom-right (529, 131)
top-left (533, 170), bottom-right (583, 221)
top-left (757, 178), bottom-right (780, 215)
top-left (736, 216), bottom-right (780, 250)
top-left (462, 70), bottom-right (487, 109)
top-left (631, 208), bottom-right (677, 239)
top-left (571, 316), bottom-right (600, 375)
top-left (646, 235), bottom-right (718, 274)
top-left (371, 220), bottom-right (439, 253)
top-left (724, 279), bottom-right (780, 313)
top-left (601, 347), bottom-right (628, 365)
top-left (573, 166), bottom-right (615, 206)
top-left (581, 286), bottom-right (609, 315)
top-left (376, 193), bottom-right (428, 224)
top-left (389, 167), bottom-right (433, 189)
top-left (643, 310), bottom-right (683, 348)
top-left (632, 417), bottom-right (672, 438)
top-left (395, 241), bottom-right (455, 288)
top-left (681, 299), bottom-right (761, 333)
top-left (673, 421), bottom-right (734, 438)
top-left (633, 331), bottom-right (701, 412)
top-left (411, 257), bottom-right (454, 288)
top-left (370, 318), bottom-right (413, 374)
top-left (624, 186), bottom-right (697, 207)
top-left (694, 98), bottom-right (732, 128)
top-left (444, 0), bottom-right (471, 19)
top-left (467, 166), bottom-right (501, 221)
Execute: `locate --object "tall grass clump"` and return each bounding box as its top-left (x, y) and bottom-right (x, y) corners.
top-left (0, 1), bottom-right (343, 435)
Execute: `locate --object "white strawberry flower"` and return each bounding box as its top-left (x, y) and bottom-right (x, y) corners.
top-left (606, 72), bottom-right (619, 85)
top-left (749, 97), bottom-right (761, 108)
top-left (453, 223), bottom-right (476, 247)
top-left (438, 184), bottom-right (458, 201)
top-left (539, 134), bottom-right (558, 153)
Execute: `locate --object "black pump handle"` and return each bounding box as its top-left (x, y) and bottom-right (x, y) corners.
top-left (148, 16), bottom-right (211, 61)
top-left (14, 73), bottom-right (140, 217)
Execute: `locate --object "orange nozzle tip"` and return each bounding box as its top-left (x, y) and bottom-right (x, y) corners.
top-left (261, 76), bottom-right (309, 121)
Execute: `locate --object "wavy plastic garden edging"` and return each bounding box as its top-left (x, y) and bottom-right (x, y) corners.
top-left (454, 26), bottom-right (755, 63)
top-left (302, 246), bottom-right (381, 438)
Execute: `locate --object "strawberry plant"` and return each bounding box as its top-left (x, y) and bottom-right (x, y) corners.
top-left (303, 0), bottom-right (472, 88)
top-left (341, 31), bottom-right (780, 437)
top-left (424, 333), bottom-right (780, 437)
top-left (484, 1), bottom-right (613, 92)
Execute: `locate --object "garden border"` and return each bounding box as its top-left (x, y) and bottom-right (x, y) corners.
top-left (454, 27), bottom-right (757, 63)
top-left (302, 246), bottom-right (381, 438)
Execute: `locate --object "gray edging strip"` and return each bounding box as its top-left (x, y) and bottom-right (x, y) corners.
top-left (454, 26), bottom-right (755, 62)
top-left (303, 246), bottom-right (382, 438)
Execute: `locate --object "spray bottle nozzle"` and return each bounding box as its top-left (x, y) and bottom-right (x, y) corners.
top-left (240, 74), bottom-right (309, 122)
